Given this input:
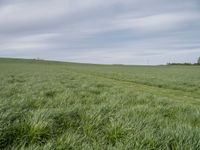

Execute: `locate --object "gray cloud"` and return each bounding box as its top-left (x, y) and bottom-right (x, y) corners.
top-left (0, 0), bottom-right (200, 64)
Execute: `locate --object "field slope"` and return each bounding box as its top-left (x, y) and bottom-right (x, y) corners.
top-left (0, 58), bottom-right (200, 149)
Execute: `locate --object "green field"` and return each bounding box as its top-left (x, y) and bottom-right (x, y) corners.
top-left (0, 58), bottom-right (200, 150)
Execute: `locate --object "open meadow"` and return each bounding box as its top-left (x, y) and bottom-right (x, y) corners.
top-left (0, 58), bottom-right (200, 149)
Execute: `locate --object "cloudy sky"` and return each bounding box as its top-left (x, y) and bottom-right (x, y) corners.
top-left (0, 0), bottom-right (200, 65)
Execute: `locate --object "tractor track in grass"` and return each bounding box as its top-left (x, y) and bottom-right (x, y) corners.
top-left (65, 67), bottom-right (200, 105)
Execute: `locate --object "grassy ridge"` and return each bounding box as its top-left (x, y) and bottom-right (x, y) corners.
top-left (0, 58), bottom-right (200, 149)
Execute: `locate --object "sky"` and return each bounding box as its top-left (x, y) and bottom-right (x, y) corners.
top-left (0, 0), bottom-right (200, 65)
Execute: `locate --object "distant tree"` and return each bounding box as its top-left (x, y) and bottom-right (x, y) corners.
top-left (198, 57), bottom-right (200, 64)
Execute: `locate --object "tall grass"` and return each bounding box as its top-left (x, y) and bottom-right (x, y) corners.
top-left (0, 58), bottom-right (200, 149)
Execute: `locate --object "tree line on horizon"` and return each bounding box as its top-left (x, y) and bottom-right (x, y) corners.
top-left (167, 57), bottom-right (200, 65)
